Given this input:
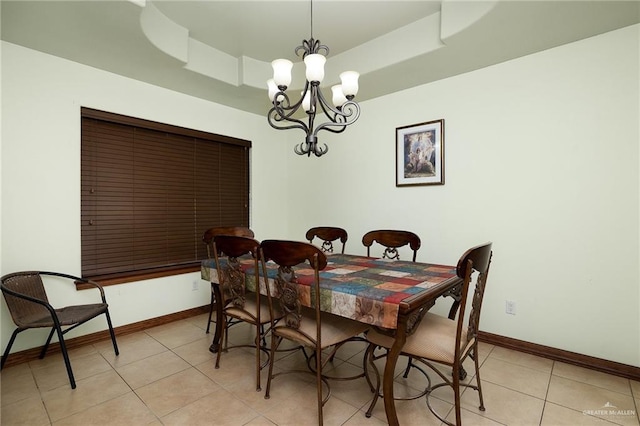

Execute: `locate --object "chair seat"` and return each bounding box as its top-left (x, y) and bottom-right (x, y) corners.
top-left (17, 303), bottom-right (108, 328)
top-left (56, 304), bottom-right (109, 326)
top-left (366, 312), bottom-right (472, 365)
top-left (274, 309), bottom-right (369, 349)
top-left (224, 297), bottom-right (274, 325)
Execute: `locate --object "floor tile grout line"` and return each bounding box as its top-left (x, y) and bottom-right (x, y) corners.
top-left (484, 352), bottom-right (555, 376)
top-left (537, 360), bottom-right (555, 426)
top-left (549, 370), bottom-right (635, 398)
top-left (631, 387), bottom-right (640, 423)
top-left (142, 368), bottom-right (227, 423)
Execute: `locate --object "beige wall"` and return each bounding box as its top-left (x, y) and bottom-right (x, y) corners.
top-left (0, 40), bottom-right (290, 352)
top-left (284, 24), bottom-right (640, 366)
top-left (2, 23), bottom-right (639, 366)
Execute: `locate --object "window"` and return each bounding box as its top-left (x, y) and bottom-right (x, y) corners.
top-left (81, 108), bottom-right (250, 283)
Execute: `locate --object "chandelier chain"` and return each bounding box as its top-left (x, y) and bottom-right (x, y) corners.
top-left (310, 0), bottom-right (313, 39)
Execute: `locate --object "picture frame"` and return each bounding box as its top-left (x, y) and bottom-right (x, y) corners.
top-left (396, 119), bottom-right (444, 187)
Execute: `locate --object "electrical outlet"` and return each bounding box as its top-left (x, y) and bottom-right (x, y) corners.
top-left (505, 300), bottom-right (516, 315)
top-left (192, 281), bottom-right (199, 291)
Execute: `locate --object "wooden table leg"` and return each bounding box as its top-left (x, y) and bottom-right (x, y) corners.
top-left (208, 282), bottom-right (223, 353)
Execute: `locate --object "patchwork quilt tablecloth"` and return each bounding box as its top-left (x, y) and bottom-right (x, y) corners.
top-left (201, 253), bottom-right (457, 329)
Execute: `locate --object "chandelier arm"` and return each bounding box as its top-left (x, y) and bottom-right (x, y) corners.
top-left (311, 143), bottom-right (328, 156)
top-left (267, 88), bottom-right (311, 133)
top-left (315, 125), bottom-right (347, 135)
top-left (314, 143), bottom-right (328, 156)
top-left (314, 89), bottom-right (360, 128)
top-left (272, 90), bottom-right (306, 121)
top-left (315, 86), bottom-right (342, 117)
top-left (294, 142), bottom-right (308, 155)
top-left (296, 38), bottom-right (329, 58)
top-left (315, 105), bottom-right (349, 133)
top-left (312, 100), bottom-right (361, 137)
top-left (268, 107), bottom-right (309, 133)
top-left (315, 42), bottom-right (330, 57)
top-left (294, 140), bottom-right (328, 157)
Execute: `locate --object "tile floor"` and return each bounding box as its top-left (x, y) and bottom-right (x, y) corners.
top-left (1, 313), bottom-right (639, 425)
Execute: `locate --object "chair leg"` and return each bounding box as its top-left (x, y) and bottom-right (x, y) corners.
top-left (364, 344), bottom-right (382, 418)
top-left (473, 347), bottom-right (485, 411)
top-left (402, 356), bottom-right (413, 378)
top-left (206, 289), bottom-right (215, 334)
top-left (260, 324), bottom-right (267, 347)
top-left (215, 315), bottom-right (227, 369)
top-left (456, 366), bottom-right (468, 380)
top-left (53, 324), bottom-right (76, 389)
top-left (264, 334), bottom-right (283, 399)
top-left (453, 363), bottom-right (461, 426)
top-left (1, 329), bottom-right (21, 369)
top-left (39, 327), bottom-right (56, 359)
top-left (315, 344), bottom-right (323, 426)
top-left (254, 325), bottom-right (262, 391)
top-left (256, 327), bottom-right (262, 392)
top-left (104, 310), bottom-right (119, 356)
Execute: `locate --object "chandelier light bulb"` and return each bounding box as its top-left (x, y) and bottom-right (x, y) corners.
top-left (340, 71), bottom-right (359, 98)
top-left (272, 59), bottom-right (293, 89)
top-left (331, 85), bottom-right (347, 108)
top-left (304, 54), bottom-right (326, 83)
top-left (302, 90), bottom-right (313, 112)
top-left (267, 79), bottom-right (279, 102)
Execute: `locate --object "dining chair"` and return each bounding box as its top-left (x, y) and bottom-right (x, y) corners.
top-left (0, 271), bottom-right (119, 389)
top-left (306, 226), bottom-right (348, 254)
top-left (363, 242), bottom-right (493, 425)
top-left (260, 240), bottom-right (369, 426)
top-left (202, 226), bottom-right (255, 333)
top-left (362, 229), bottom-right (421, 261)
top-left (212, 234), bottom-right (271, 391)
top-left (362, 230), bottom-right (421, 374)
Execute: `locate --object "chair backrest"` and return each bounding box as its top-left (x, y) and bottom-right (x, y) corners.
top-left (259, 240), bottom-right (327, 332)
top-left (212, 235), bottom-right (260, 309)
top-left (1, 272), bottom-right (50, 328)
top-left (454, 242), bottom-right (493, 358)
top-left (305, 226), bottom-right (348, 254)
top-left (202, 226), bottom-right (255, 258)
top-left (362, 229), bottom-right (421, 261)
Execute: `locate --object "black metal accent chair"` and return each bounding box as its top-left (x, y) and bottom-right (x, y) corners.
top-left (0, 271), bottom-right (119, 389)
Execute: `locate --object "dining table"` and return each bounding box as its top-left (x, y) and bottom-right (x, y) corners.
top-left (201, 252), bottom-right (463, 426)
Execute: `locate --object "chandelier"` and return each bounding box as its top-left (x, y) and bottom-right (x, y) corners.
top-left (266, 0), bottom-right (361, 157)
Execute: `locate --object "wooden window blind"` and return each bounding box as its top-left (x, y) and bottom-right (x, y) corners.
top-left (81, 107), bottom-right (250, 281)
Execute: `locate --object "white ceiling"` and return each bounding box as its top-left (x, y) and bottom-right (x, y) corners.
top-left (2, 0), bottom-right (639, 115)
